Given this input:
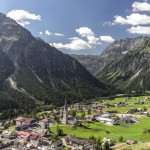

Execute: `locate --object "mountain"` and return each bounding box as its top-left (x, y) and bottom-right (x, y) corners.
top-left (71, 36), bottom-right (145, 75)
top-left (0, 13), bottom-right (108, 118)
top-left (97, 37), bottom-right (150, 92)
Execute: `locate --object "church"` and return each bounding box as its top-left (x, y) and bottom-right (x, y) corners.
top-left (62, 99), bottom-right (78, 125)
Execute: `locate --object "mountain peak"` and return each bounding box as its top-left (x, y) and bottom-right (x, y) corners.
top-left (0, 13), bottom-right (109, 118)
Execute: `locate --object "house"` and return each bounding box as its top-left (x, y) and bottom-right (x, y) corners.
top-left (84, 115), bottom-right (98, 122)
top-left (63, 135), bottom-right (94, 150)
top-left (33, 128), bottom-right (51, 137)
top-left (127, 108), bottom-right (137, 114)
top-left (51, 139), bottom-right (64, 150)
top-left (68, 117), bottom-right (78, 125)
top-left (102, 138), bottom-right (115, 146)
top-left (28, 134), bottom-right (42, 148)
top-left (0, 139), bottom-right (14, 149)
top-left (126, 140), bottom-right (136, 145)
top-left (2, 130), bottom-right (16, 139)
top-left (15, 117), bottom-right (35, 127)
top-left (39, 118), bottom-right (55, 128)
top-left (17, 131), bottom-right (31, 141)
top-left (97, 117), bottom-right (117, 125)
top-left (16, 124), bottom-right (29, 131)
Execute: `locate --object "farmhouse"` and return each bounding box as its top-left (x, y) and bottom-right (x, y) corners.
top-left (17, 131), bottom-right (31, 141)
top-left (51, 139), bottom-right (64, 150)
top-left (15, 117), bottom-right (35, 127)
top-left (39, 118), bottom-right (55, 128)
top-left (63, 135), bottom-right (94, 150)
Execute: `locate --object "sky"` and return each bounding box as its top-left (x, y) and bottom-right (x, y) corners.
top-left (0, 0), bottom-right (150, 55)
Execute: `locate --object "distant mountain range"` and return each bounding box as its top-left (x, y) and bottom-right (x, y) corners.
top-left (71, 36), bottom-right (150, 92)
top-left (71, 36), bottom-right (145, 75)
top-left (0, 13), bottom-right (108, 118)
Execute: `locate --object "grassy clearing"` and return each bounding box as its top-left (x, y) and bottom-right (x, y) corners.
top-left (50, 96), bottom-right (150, 143)
top-left (50, 117), bottom-right (150, 142)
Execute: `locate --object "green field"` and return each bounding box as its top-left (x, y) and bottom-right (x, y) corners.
top-left (51, 95), bottom-right (150, 143)
top-left (51, 117), bottom-right (150, 142)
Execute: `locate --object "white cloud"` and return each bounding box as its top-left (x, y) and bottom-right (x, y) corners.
top-left (54, 33), bottom-right (64, 36)
top-left (127, 26), bottom-right (150, 34)
top-left (103, 21), bottom-right (115, 26)
top-left (76, 27), bottom-right (99, 45)
top-left (76, 27), bottom-right (94, 37)
top-left (7, 10), bottom-right (41, 27)
top-left (99, 36), bottom-right (115, 43)
top-left (45, 30), bottom-right (52, 36)
top-left (50, 27), bottom-right (115, 50)
top-left (51, 38), bottom-right (91, 50)
top-left (19, 21), bottom-right (30, 27)
top-left (44, 30), bottom-right (64, 36)
top-left (114, 13), bottom-right (150, 26)
top-left (39, 32), bottom-right (43, 35)
top-left (132, 2), bottom-right (150, 12)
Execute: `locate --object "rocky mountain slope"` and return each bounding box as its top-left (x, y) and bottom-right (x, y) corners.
top-left (0, 13), bottom-right (108, 118)
top-left (71, 36), bottom-right (145, 75)
top-left (97, 37), bottom-right (150, 91)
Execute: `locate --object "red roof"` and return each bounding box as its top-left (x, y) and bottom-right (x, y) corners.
top-left (40, 118), bottom-right (49, 123)
top-left (30, 134), bottom-right (41, 141)
top-left (15, 117), bottom-right (34, 123)
top-left (18, 131), bottom-right (31, 138)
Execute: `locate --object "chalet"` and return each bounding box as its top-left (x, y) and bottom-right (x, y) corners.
top-left (127, 108), bottom-right (137, 114)
top-left (51, 139), bottom-right (64, 150)
top-left (29, 134), bottom-right (42, 148)
top-left (16, 124), bottom-right (29, 131)
top-left (33, 128), bottom-right (51, 137)
top-left (68, 116), bottom-right (78, 125)
top-left (84, 115), bottom-right (98, 122)
top-left (15, 117), bottom-right (35, 127)
top-left (0, 139), bottom-right (14, 149)
top-left (126, 140), bottom-right (136, 145)
top-left (39, 118), bottom-right (55, 128)
top-left (2, 130), bottom-right (16, 139)
top-left (17, 131), bottom-right (31, 141)
top-left (97, 117), bottom-right (117, 125)
top-left (63, 135), bottom-right (94, 150)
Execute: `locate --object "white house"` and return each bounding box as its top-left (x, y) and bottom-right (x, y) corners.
top-left (68, 117), bottom-right (78, 125)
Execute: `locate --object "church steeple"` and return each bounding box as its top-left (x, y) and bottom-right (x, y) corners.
top-left (63, 98), bottom-right (68, 124)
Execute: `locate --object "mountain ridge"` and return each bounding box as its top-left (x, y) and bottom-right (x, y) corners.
top-left (0, 13), bottom-right (109, 119)
top-left (71, 36), bottom-right (146, 75)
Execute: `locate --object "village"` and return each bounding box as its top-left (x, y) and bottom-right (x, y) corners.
top-left (0, 96), bottom-right (150, 150)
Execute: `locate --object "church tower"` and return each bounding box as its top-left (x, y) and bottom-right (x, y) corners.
top-left (63, 99), bottom-right (68, 124)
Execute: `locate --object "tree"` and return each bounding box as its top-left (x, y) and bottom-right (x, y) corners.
top-left (87, 109), bottom-right (91, 115)
top-left (97, 136), bottom-right (101, 145)
top-left (118, 136), bottom-right (123, 142)
top-left (94, 136), bottom-right (102, 150)
top-left (81, 112), bottom-right (86, 120)
top-left (69, 110), bottom-right (76, 117)
top-left (103, 141), bottom-right (110, 150)
top-left (143, 106), bottom-right (147, 112)
top-left (56, 124), bottom-right (63, 136)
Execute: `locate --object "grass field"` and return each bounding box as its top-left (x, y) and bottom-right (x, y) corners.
top-left (50, 117), bottom-right (150, 142)
top-left (51, 95), bottom-right (150, 143)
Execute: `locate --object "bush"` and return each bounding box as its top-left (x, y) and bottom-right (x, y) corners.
top-left (119, 136), bottom-right (123, 142)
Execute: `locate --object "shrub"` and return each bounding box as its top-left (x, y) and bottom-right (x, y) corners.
top-left (119, 136), bottom-right (123, 142)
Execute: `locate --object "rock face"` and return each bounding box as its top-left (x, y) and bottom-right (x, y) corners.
top-left (97, 37), bottom-right (150, 91)
top-left (71, 37), bottom-right (145, 75)
top-left (0, 13), bottom-right (108, 117)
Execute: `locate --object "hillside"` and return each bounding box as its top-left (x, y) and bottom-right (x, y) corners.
top-left (97, 37), bottom-right (150, 92)
top-left (0, 13), bottom-right (108, 118)
top-left (71, 37), bottom-right (145, 75)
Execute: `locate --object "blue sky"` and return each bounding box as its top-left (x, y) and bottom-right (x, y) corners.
top-left (0, 0), bottom-right (150, 55)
